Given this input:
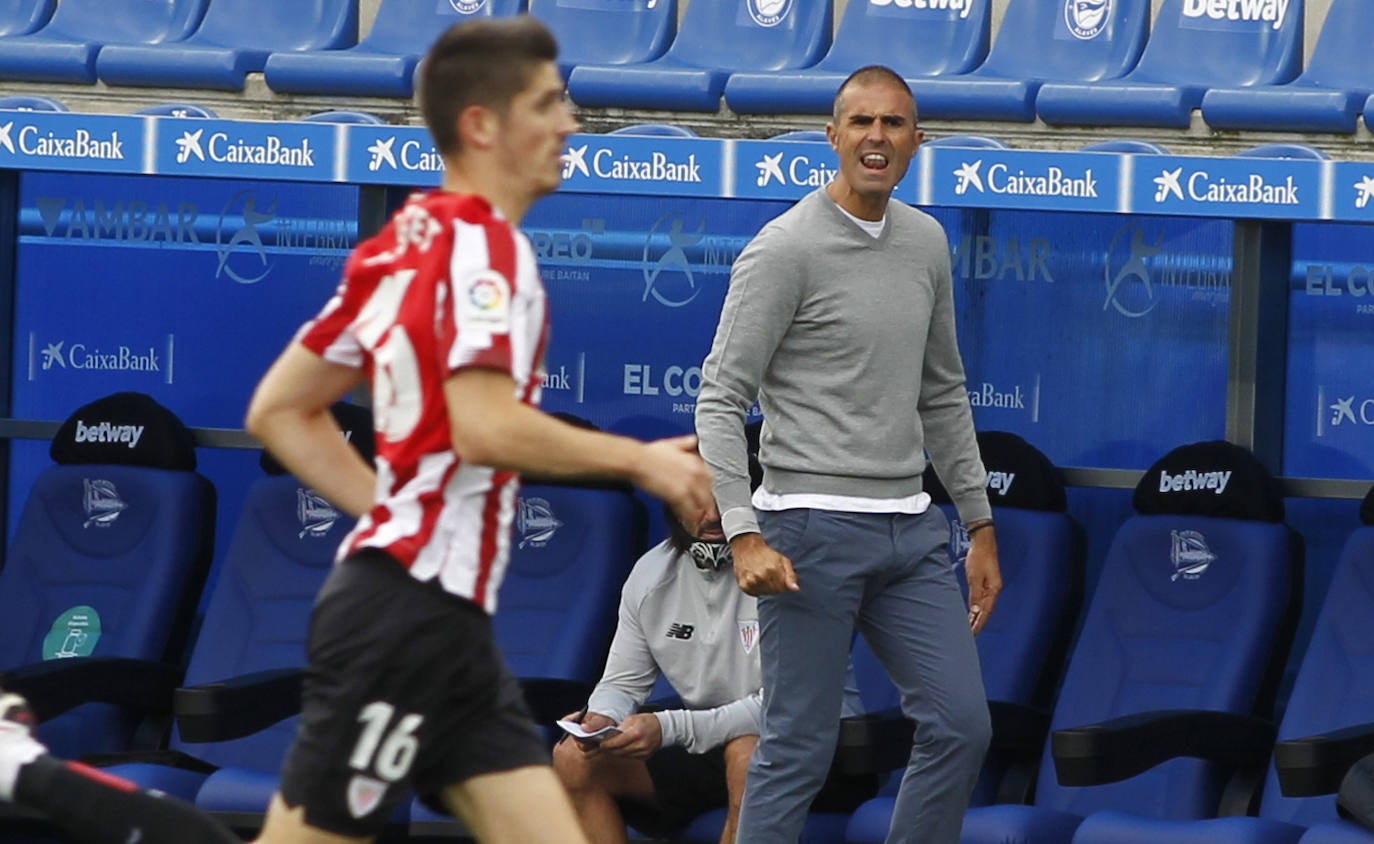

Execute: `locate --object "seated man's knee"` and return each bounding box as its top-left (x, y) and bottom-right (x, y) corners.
top-left (551, 739), bottom-right (601, 792)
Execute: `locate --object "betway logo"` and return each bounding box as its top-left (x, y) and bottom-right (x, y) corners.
top-left (0, 122), bottom-right (125, 160)
top-left (987, 471), bottom-right (1015, 496)
top-left (563, 145), bottom-right (703, 183)
top-left (366, 137), bottom-right (444, 173)
top-left (755, 153), bottom-right (838, 188)
top-left (175, 129), bottom-right (316, 167)
top-left (74, 420), bottom-right (144, 449)
top-left (953, 160), bottom-right (1098, 198)
top-left (1158, 468), bottom-right (1232, 495)
top-left (1153, 168), bottom-right (1299, 205)
top-left (1182, 0), bottom-right (1290, 30)
top-left (868, 0), bottom-right (973, 16)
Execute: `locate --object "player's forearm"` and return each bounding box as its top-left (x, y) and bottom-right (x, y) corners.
top-left (247, 405), bottom-right (376, 518)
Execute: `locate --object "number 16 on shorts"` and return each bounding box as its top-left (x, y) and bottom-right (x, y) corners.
top-left (347, 700), bottom-right (425, 819)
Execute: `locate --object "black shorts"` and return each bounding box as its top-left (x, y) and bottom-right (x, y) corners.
top-left (279, 549), bottom-right (549, 837)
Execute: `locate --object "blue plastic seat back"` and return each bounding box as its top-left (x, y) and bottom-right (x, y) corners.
top-left (0, 392), bottom-right (214, 758)
top-left (770, 129), bottom-right (827, 142)
top-left (1293, 0), bottom-right (1374, 89)
top-left (1260, 523), bottom-right (1374, 827)
top-left (665, 0), bottom-right (832, 73)
top-left (1122, 0), bottom-right (1302, 88)
top-left (1080, 139), bottom-right (1169, 154)
top-left (923, 134), bottom-right (1008, 149)
top-left (134, 102), bottom-right (218, 118)
top-left (609, 122), bottom-right (697, 137)
top-left (0, 94), bottom-right (64, 110)
top-left (35, 0), bottom-right (206, 46)
top-left (301, 109), bottom-right (384, 124)
top-left (183, 0), bottom-right (355, 51)
top-left (0, 0), bottom-right (53, 37)
top-left (978, 0), bottom-right (1148, 83)
top-left (1036, 441), bottom-right (1300, 821)
top-left (1234, 143), bottom-right (1330, 160)
top-left (367, 0), bottom-right (525, 55)
top-left (814, 0), bottom-right (987, 76)
top-left (493, 483), bottom-right (646, 684)
top-left (530, 0), bottom-right (675, 69)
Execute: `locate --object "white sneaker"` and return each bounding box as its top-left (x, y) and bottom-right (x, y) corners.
top-left (0, 691), bottom-right (46, 801)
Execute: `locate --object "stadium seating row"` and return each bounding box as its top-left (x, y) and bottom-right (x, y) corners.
top-left (3, 393), bottom-right (1373, 843)
top-left (0, 0), bottom-right (1372, 133)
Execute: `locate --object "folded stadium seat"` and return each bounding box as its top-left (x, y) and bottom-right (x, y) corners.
top-left (1079, 139), bottom-right (1169, 154)
top-left (1233, 143), bottom-right (1330, 161)
top-left (0, 392), bottom-right (215, 760)
top-left (1365, 96), bottom-right (1374, 133)
top-left (567, 0), bottom-right (833, 112)
top-left (0, 93), bottom-right (64, 110)
top-left (92, 405), bottom-right (376, 832)
top-left (133, 102), bottom-right (218, 118)
top-left (301, 109), bottom-right (384, 124)
top-left (1036, 0), bottom-right (1303, 129)
top-left (722, 0), bottom-right (987, 116)
top-left (264, 0), bottom-right (522, 99)
top-left (608, 122), bottom-right (697, 136)
top-left (771, 129), bottom-right (828, 142)
top-left (530, 0), bottom-right (675, 82)
top-left (0, 0), bottom-right (54, 37)
top-left (1202, 0), bottom-right (1374, 134)
top-left (922, 134), bottom-right (1008, 149)
top-left (845, 431), bottom-right (1087, 842)
top-left (0, 0), bottom-right (204, 83)
top-left (1069, 484), bottom-right (1374, 844)
top-left (953, 441), bottom-right (1304, 844)
top-left (96, 0), bottom-right (357, 92)
top-left (409, 477), bottom-right (648, 838)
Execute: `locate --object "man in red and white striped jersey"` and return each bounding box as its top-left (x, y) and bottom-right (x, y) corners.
top-left (243, 17), bottom-right (716, 844)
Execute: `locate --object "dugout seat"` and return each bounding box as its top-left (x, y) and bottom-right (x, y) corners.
top-left (0, 94), bottom-right (64, 110)
top-left (531, 0), bottom-right (675, 81)
top-left (954, 441), bottom-right (1303, 844)
top-left (94, 404), bottom-right (374, 832)
top-left (1080, 139), bottom-right (1169, 154)
top-left (1069, 484), bottom-right (1374, 844)
top-left (0, 393), bottom-right (215, 760)
top-left (904, 0), bottom-right (1150, 122)
top-left (97, 0), bottom-right (356, 91)
top-left (301, 109), bottom-right (385, 124)
top-left (609, 123), bottom-right (698, 137)
top-left (1234, 143), bottom-right (1330, 161)
top-left (0, 0), bottom-right (205, 84)
top-left (1036, 0), bottom-right (1304, 128)
top-left (133, 102), bottom-right (218, 118)
top-left (0, 0), bottom-right (52, 37)
top-left (1202, 0), bottom-right (1374, 134)
top-left (723, 0), bottom-right (988, 116)
top-left (567, 0), bottom-right (832, 112)
top-left (264, 0), bottom-right (523, 98)
top-left (922, 134), bottom-right (1009, 150)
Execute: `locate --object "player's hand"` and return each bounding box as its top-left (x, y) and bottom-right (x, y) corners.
top-left (635, 435), bottom-right (717, 535)
top-left (599, 713), bottom-right (662, 759)
top-left (730, 533), bottom-right (799, 596)
top-left (562, 710), bottom-right (617, 754)
top-left (965, 529), bottom-right (1002, 635)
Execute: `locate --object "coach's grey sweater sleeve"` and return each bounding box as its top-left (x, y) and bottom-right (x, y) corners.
top-left (916, 221), bottom-right (991, 525)
top-left (696, 226), bottom-right (804, 540)
top-left (585, 578), bottom-right (659, 725)
top-left (655, 689), bottom-right (762, 754)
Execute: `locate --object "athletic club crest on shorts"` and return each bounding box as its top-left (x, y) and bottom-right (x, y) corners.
top-left (347, 773), bottom-right (387, 818)
top-left (739, 620), bottom-right (759, 654)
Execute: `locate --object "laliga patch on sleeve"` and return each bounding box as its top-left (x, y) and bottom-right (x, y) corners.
top-left (458, 269), bottom-right (512, 333)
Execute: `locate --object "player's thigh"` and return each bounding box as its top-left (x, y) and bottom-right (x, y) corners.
top-left (439, 765), bottom-right (587, 844)
top-left (255, 794), bottom-right (374, 844)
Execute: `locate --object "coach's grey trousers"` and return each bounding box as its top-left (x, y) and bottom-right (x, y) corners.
top-left (735, 508), bottom-right (991, 844)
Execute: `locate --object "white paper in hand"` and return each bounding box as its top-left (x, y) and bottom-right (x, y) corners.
top-left (557, 719), bottom-right (621, 742)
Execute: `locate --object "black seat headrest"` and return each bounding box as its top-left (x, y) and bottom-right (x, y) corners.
top-left (1132, 440), bottom-right (1283, 522)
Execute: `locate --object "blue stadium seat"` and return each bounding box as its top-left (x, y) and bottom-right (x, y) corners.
top-left (609, 123), bottom-right (697, 137)
top-left (846, 432), bottom-right (1086, 842)
top-left (922, 134), bottom-right (1008, 149)
top-left (904, 0), bottom-right (1149, 122)
top-left (1080, 139), bottom-right (1169, 154)
top-left (1036, 0), bottom-right (1303, 128)
top-left (300, 109), bottom-right (385, 124)
top-left (723, 0), bottom-right (988, 115)
top-left (954, 441), bottom-right (1303, 844)
top-left (409, 480), bottom-right (647, 837)
top-left (0, 93), bottom-right (64, 110)
top-left (1070, 489), bottom-right (1374, 844)
top-left (1234, 143), bottom-right (1330, 161)
top-left (770, 129), bottom-right (828, 142)
top-left (97, 405), bottom-right (373, 826)
top-left (531, 0), bottom-right (675, 81)
top-left (263, 0), bottom-right (522, 98)
top-left (97, 0), bottom-right (357, 91)
top-left (0, 392), bottom-right (215, 760)
top-left (0, 0), bottom-right (205, 84)
top-left (133, 102), bottom-right (218, 118)
top-left (567, 0), bottom-right (833, 112)
top-left (0, 0), bottom-right (53, 37)
top-left (1365, 95), bottom-right (1374, 132)
top-left (1202, 0), bottom-right (1374, 134)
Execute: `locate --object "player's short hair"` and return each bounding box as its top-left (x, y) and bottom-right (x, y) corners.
top-left (832, 64), bottom-right (916, 123)
top-left (418, 16), bottom-right (560, 156)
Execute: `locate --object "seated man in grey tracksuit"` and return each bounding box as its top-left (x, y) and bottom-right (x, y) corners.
top-left (554, 490), bottom-right (875, 844)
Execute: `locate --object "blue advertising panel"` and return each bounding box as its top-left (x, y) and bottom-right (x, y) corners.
top-left (1285, 222), bottom-right (1374, 479)
top-left (952, 209), bottom-right (1232, 469)
top-left (152, 117), bottom-right (338, 183)
top-left (343, 124), bottom-right (443, 187)
top-left (557, 135), bottom-right (725, 197)
top-left (0, 112), bottom-right (144, 175)
top-left (920, 147), bottom-right (1123, 214)
top-left (1128, 154), bottom-right (1321, 220)
top-left (731, 138), bottom-right (920, 202)
top-left (1331, 162), bottom-right (1374, 224)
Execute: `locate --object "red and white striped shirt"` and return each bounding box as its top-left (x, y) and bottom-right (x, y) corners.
top-left (298, 190), bottom-right (548, 613)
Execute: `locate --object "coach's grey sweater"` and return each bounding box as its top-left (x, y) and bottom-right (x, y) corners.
top-left (697, 188), bottom-right (991, 538)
